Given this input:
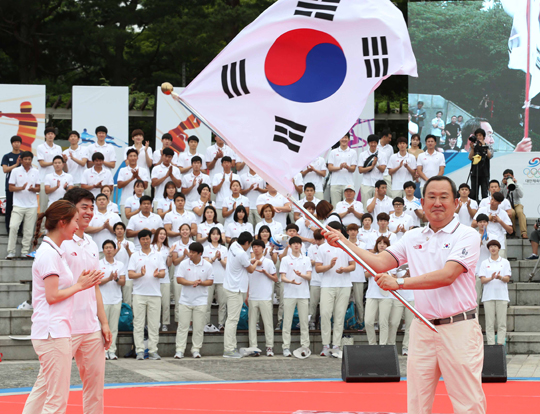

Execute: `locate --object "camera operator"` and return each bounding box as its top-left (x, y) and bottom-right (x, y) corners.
top-left (501, 169), bottom-right (528, 240)
top-left (467, 128), bottom-right (492, 201)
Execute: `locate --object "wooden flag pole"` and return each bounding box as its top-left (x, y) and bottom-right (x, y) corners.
top-left (162, 82), bottom-right (438, 333)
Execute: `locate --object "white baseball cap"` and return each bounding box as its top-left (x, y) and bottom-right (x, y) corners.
top-left (344, 184), bottom-right (356, 192)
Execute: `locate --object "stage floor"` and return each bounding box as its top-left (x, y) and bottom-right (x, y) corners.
top-left (1, 379), bottom-right (539, 414)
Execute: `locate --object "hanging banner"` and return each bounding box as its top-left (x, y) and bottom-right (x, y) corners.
top-left (0, 84), bottom-right (46, 197)
top-left (72, 86), bottom-right (129, 181)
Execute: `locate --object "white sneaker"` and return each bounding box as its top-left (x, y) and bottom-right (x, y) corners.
top-left (256, 323), bottom-right (260, 330)
top-left (204, 324), bottom-right (220, 333)
top-left (148, 352), bottom-right (161, 360)
top-left (309, 322), bottom-right (316, 330)
top-left (108, 352), bottom-right (118, 360)
top-left (223, 350), bottom-right (243, 358)
top-left (105, 352), bottom-right (110, 360)
top-left (218, 324), bottom-right (225, 331)
top-left (189, 325), bottom-right (193, 332)
top-left (174, 352), bottom-right (184, 359)
top-left (275, 321), bottom-right (281, 331)
top-left (161, 325), bottom-right (168, 332)
top-left (273, 293), bottom-right (279, 305)
top-left (17, 301), bottom-right (33, 310)
top-left (402, 347), bottom-right (408, 356)
top-left (283, 348), bottom-right (292, 357)
top-left (320, 345), bottom-right (331, 357)
top-left (192, 351), bottom-right (202, 358)
top-left (330, 346), bottom-right (342, 359)
top-left (5, 252), bottom-right (15, 260)
top-left (266, 347), bottom-right (274, 357)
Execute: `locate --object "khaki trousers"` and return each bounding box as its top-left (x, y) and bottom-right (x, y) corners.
top-left (282, 298), bottom-right (310, 350)
top-left (509, 204), bottom-right (527, 236)
top-left (104, 302), bottom-right (122, 353)
top-left (39, 183), bottom-right (49, 214)
top-left (383, 174), bottom-right (392, 192)
top-left (223, 289), bottom-right (244, 352)
top-left (360, 184), bottom-right (375, 210)
top-left (484, 300), bottom-right (508, 345)
top-left (160, 283), bottom-right (171, 325)
top-left (133, 294), bottom-right (161, 354)
top-left (72, 331), bottom-right (105, 414)
top-left (172, 268), bottom-right (183, 322)
top-left (248, 299), bottom-right (274, 348)
top-left (352, 282), bottom-right (365, 324)
top-left (475, 277), bottom-right (482, 306)
top-left (330, 184), bottom-right (346, 207)
top-left (216, 208), bottom-right (225, 224)
top-left (7, 205), bottom-right (37, 255)
top-left (499, 248), bottom-right (507, 259)
top-left (249, 208), bottom-right (262, 227)
top-left (176, 303), bottom-right (207, 353)
top-left (23, 337), bottom-right (72, 414)
top-left (365, 298), bottom-right (393, 345)
top-left (120, 205), bottom-right (128, 225)
top-left (309, 285), bottom-right (321, 322)
top-left (320, 287), bottom-right (351, 347)
top-left (315, 191), bottom-right (325, 201)
top-left (122, 280), bottom-right (133, 306)
top-left (206, 283), bottom-right (227, 326)
top-left (388, 300), bottom-right (415, 349)
top-left (408, 318), bottom-right (486, 414)
top-left (276, 280), bottom-right (285, 322)
top-left (391, 189), bottom-right (405, 199)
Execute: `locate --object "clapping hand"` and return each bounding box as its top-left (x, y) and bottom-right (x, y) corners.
top-left (336, 267), bottom-right (345, 274)
top-left (329, 257), bottom-right (337, 268)
top-left (140, 265), bottom-right (146, 276)
top-left (153, 268), bottom-right (159, 278)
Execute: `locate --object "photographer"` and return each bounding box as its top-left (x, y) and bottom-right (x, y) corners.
top-left (467, 128), bottom-right (492, 201)
top-left (501, 169), bottom-right (528, 239)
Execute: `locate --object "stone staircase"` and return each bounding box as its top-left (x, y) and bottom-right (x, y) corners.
top-left (1, 217), bottom-right (540, 360)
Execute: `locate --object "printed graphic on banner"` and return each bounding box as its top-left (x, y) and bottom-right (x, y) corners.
top-left (0, 84), bottom-right (46, 196)
top-left (155, 86), bottom-right (211, 156)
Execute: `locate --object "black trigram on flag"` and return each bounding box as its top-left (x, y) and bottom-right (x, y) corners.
top-left (273, 116), bottom-right (307, 153)
top-left (294, 0), bottom-right (341, 21)
top-left (362, 36), bottom-right (389, 78)
top-left (221, 59), bottom-right (250, 99)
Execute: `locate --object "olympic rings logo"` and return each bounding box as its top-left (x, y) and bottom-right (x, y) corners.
top-left (523, 168), bottom-right (540, 178)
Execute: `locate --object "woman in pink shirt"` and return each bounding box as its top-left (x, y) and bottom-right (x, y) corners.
top-left (23, 200), bottom-right (103, 414)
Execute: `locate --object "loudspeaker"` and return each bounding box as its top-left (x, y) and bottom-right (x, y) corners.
top-left (482, 344), bottom-right (507, 383)
top-left (341, 345), bottom-right (400, 383)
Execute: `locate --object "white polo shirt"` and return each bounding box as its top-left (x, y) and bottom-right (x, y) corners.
top-left (377, 143), bottom-right (394, 176)
top-left (404, 197), bottom-right (423, 228)
top-left (212, 172), bottom-right (240, 208)
top-left (86, 142), bottom-right (117, 173)
top-left (31, 237), bottom-right (75, 339)
top-left (151, 163), bottom-right (182, 203)
top-left (473, 206), bottom-right (512, 249)
top-left (387, 152), bottom-right (417, 190)
top-left (240, 172), bottom-right (266, 208)
top-left (128, 249), bottom-right (167, 296)
top-left (124, 195), bottom-right (142, 214)
top-left (117, 166), bottom-right (150, 205)
top-left (296, 217), bottom-right (315, 249)
top-left (307, 244), bottom-right (322, 287)
top-left (157, 197), bottom-right (174, 214)
top-left (175, 258), bottom-right (214, 306)
top-left (62, 233), bottom-right (101, 335)
top-left (388, 213), bottom-right (414, 241)
top-left (366, 230), bottom-right (398, 250)
top-left (223, 241), bottom-right (251, 293)
top-left (358, 227), bottom-right (378, 245)
top-left (98, 258), bottom-right (125, 305)
top-left (292, 172), bottom-right (304, 199)
top-left (327, 147), bottom-right (358, 186)
top-left (456, 198), bottom-right (479, 227)
top-left (203, 244), bottom-right (228, 284)
top-left (478, 196), bottom-right (512, 212)
top-left (280, 254), bottom-right (312, 299)
top-left (36, 142), bottom-right (63, 183)
top-left (205, 143), bottom-right (236, 180)
top-left (44, 171), bottom-right (74, 206)
top-left (114, 238), bottom-right (136, 277)
top-left (182, 171), bottom-right (211, 209)
top-left (178, 151), bottom-right (207, 171)
top-left (222, 194), bottom-right (250, 226)
top-left (172, 239), bottom-right (193, 262)
top-left (303, 156), bottom-right (327, 193)
top-left (478, 256), bottom-right (511, 302)
top-left (293, 196), bottom-right (321, 214)
top-left (63, 146), bottom-right (89, 183)
top-left (81, 167), bottom-right (114, 198)
top-left (127, 212), bottom-right (164, 249)
top-left (358, 149), bottom-right (386, 187)
top-left (153, 148), bottom-right (180, 166)
top-left (366, 195), bottom-right (394, 230)
top-left (351, 241), bottom-right (367, 283)
top-left (164, 209), bottom-right (197, 246)
top-left (88, 210), bottom-right (122, 251)
top-left (386, 217), bottom-right (480, 319)
top-left (124, 145), bottom-right (153, 172)
top-left (198, 222), bottom-right (225, 246)
top-left (417, 150), bottom-right (446, 186)
top-left (316, 242), bottom-right (353, 288)
top-left (335, 200), bottom-right (365, 226)
top-left (226, 221), bottom-right (254, 239)
top-left (248, 257), bottom-right (277, 301)
top-left (256, 192), bottom-right (289, 229)
top-left (254, 219), bottom-right (284, 238)
top-left (9, 165), bottom-right (39, 208)
top-left (366, 264), bottom-right (395, 299)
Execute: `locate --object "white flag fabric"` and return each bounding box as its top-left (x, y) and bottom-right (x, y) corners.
top-left (503, 0), bottom-right (540, 99)
top-left (180, 0), bottom-right (417, 195)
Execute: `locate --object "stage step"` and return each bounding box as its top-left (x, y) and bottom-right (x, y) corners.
top-left (0, 260), bottom-right (33, 283)
top-left (0, 283), bottom-right (31, 308)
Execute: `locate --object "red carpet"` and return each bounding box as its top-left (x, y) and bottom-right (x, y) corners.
top-left (1, 380), bottom-right (539, 414)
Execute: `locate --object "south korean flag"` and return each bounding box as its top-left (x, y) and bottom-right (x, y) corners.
top-left (180, 0), bottom-right (417, 195)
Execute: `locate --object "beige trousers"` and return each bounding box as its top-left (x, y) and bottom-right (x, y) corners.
top-left (133, 294), bottom-right (161, 354)
top-left (388, 299), bottom-right (415, 349)
top-left (383, 174), bottom-right (392, 192)
top-left (320, 287), bottom-right (351, 347)
top-left (365, 298), bottom-right (393, 345)
top-left (408, 318), bottom-right (486, 414)
top-left (484, 300), bottom-right (508, 345)
top-left (315, 191), bottom-right (325, 201)
top-left (249, 208), bottom-right (262, 227)
top-left (509, 204), bottom-right (527, 236)
top-left (122, 280), bottom-right (133, 306)
top-left (7, 205), bottom-right (38, 255)
top-left (330, 184), bottom-right (346, 207)
top-left (72, 331), bottom-right (105, 414)
top-left (352, 282), bottom-right (365, 324)
top-left (276, 280), bottom-right (285, 322)
top-left (216, 208), bottom-right (225, 224)
top-left (206, 283), bottom-right (227, 326)
top-left (309, 285), bottom-right (321, 322)
top-left (391, 189), bottom-right (405, 199)
top-left (475, 277), bottom-right (482, 306)
top-left (360, 184), bottom-right (375, 210)
top-left (223, 289), bottom-right (244, 352)
top-left (104, 302), bottom-right (122, 354)
top-left (160, 283), bottom-right (171, 325)
top-left (172, 268), bottom-right (183, 322)
top-left (499, 248), bottom-right (507, 259)
top-left (39, 183), bottom-right (48, 214)
top-left (23, 336), bottom-right (72, 414)
top-left (176, 303), bottom-right (207, 353)
top-left (248, 299), bottom-right (274, 348)
top-left (282, 298), bottom-right (310, 350)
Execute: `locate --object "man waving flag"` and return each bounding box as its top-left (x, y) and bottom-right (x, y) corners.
top-left (179, 0), bottom-right (417, 195)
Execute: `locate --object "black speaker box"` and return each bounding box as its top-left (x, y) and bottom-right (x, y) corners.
top-left (482, 344), bottom-right (507, 383)
top-left (341, 345), bottom-right (400, 383)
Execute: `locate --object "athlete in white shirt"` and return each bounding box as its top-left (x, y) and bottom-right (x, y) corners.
top-left (240, 167), bottom-right (267, 225)
top-left (254, 204), bottom-right (284, 237)
top-left (387, 136), bottom-right (417, 198)
top-left (44, 155), bottom-right (74, 206)
top-left (255, 183), bottom-right (291, 229)
top-left (153, 133), bottom-right (179, 167)
top-left (86, 193), bottom-right (122, 252)
top-left (212, 156), bottom-right (240, 221)
top-left (358, 134), bottom-right (386, 210)
top-left (86, 125), bottom-right (117, 172)
top-left (152, 228), bottom-right (175, 332)
top-left (126, 196), bottom-right (164, 249)
top-left (178, 136), bottom-right (207, 174)
top-left (388, 197), bottom-right (414, 241)
top-left (203, 228), bottom-right (228, 331)
top-left (346, 224), bottom-right (367, 329)
top-left (417, 135), bottom-right (445, 187)
top-left (81, 152), bottom-right (114, 197)
top-left (205, 136), bottom-right (236, 180)
top-left (37, 127), bottom-right (63, 212)
top-left (403, 181), bottom-right (424, 228)
top-left (293, 182), bottom-right (321, 221)
top-left (150, 147), bottom-right (182, 204)
top-left (113, 222), bottom-right (136, 305)
top-left (117, 148), bottom-right (150, 208)
top-left (156, 182), bottom-right (177, 220)
top-left (307, 231), bottom-right (325, 330)
top-left (366, 180), bottom-right (394, 231)
top-left (222, 180), bottom-right (250, 227)
top-left (367, 213), bottom-right (398, 249)
top-left (63, 130), bottom-right (88, 184)
top-left (327, 133), bottom-right (358, 206)
top-left (124, 179), bottom-right (145, 221)
top-left (191, 183), bottom-right (214, 218)
top-left (335, 184), bottom-right (364, 226)
top-left (300, 156), bottom-right (327, 200)
top-left (164, 192), bottom-right (198, 245)
top-left (478, 179), bottom-right (513, 217)
top-left (472, 192), bottom-right (513, 254)
top-left (181, 156), bottom-right (211, 210)
top-left (455, 183), bottom-right (478, 226)
top-left (124, 129), bottom-right (153, 172)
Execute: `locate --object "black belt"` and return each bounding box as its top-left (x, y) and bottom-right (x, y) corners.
top-left (429, 309), bottom-right (477, 326)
